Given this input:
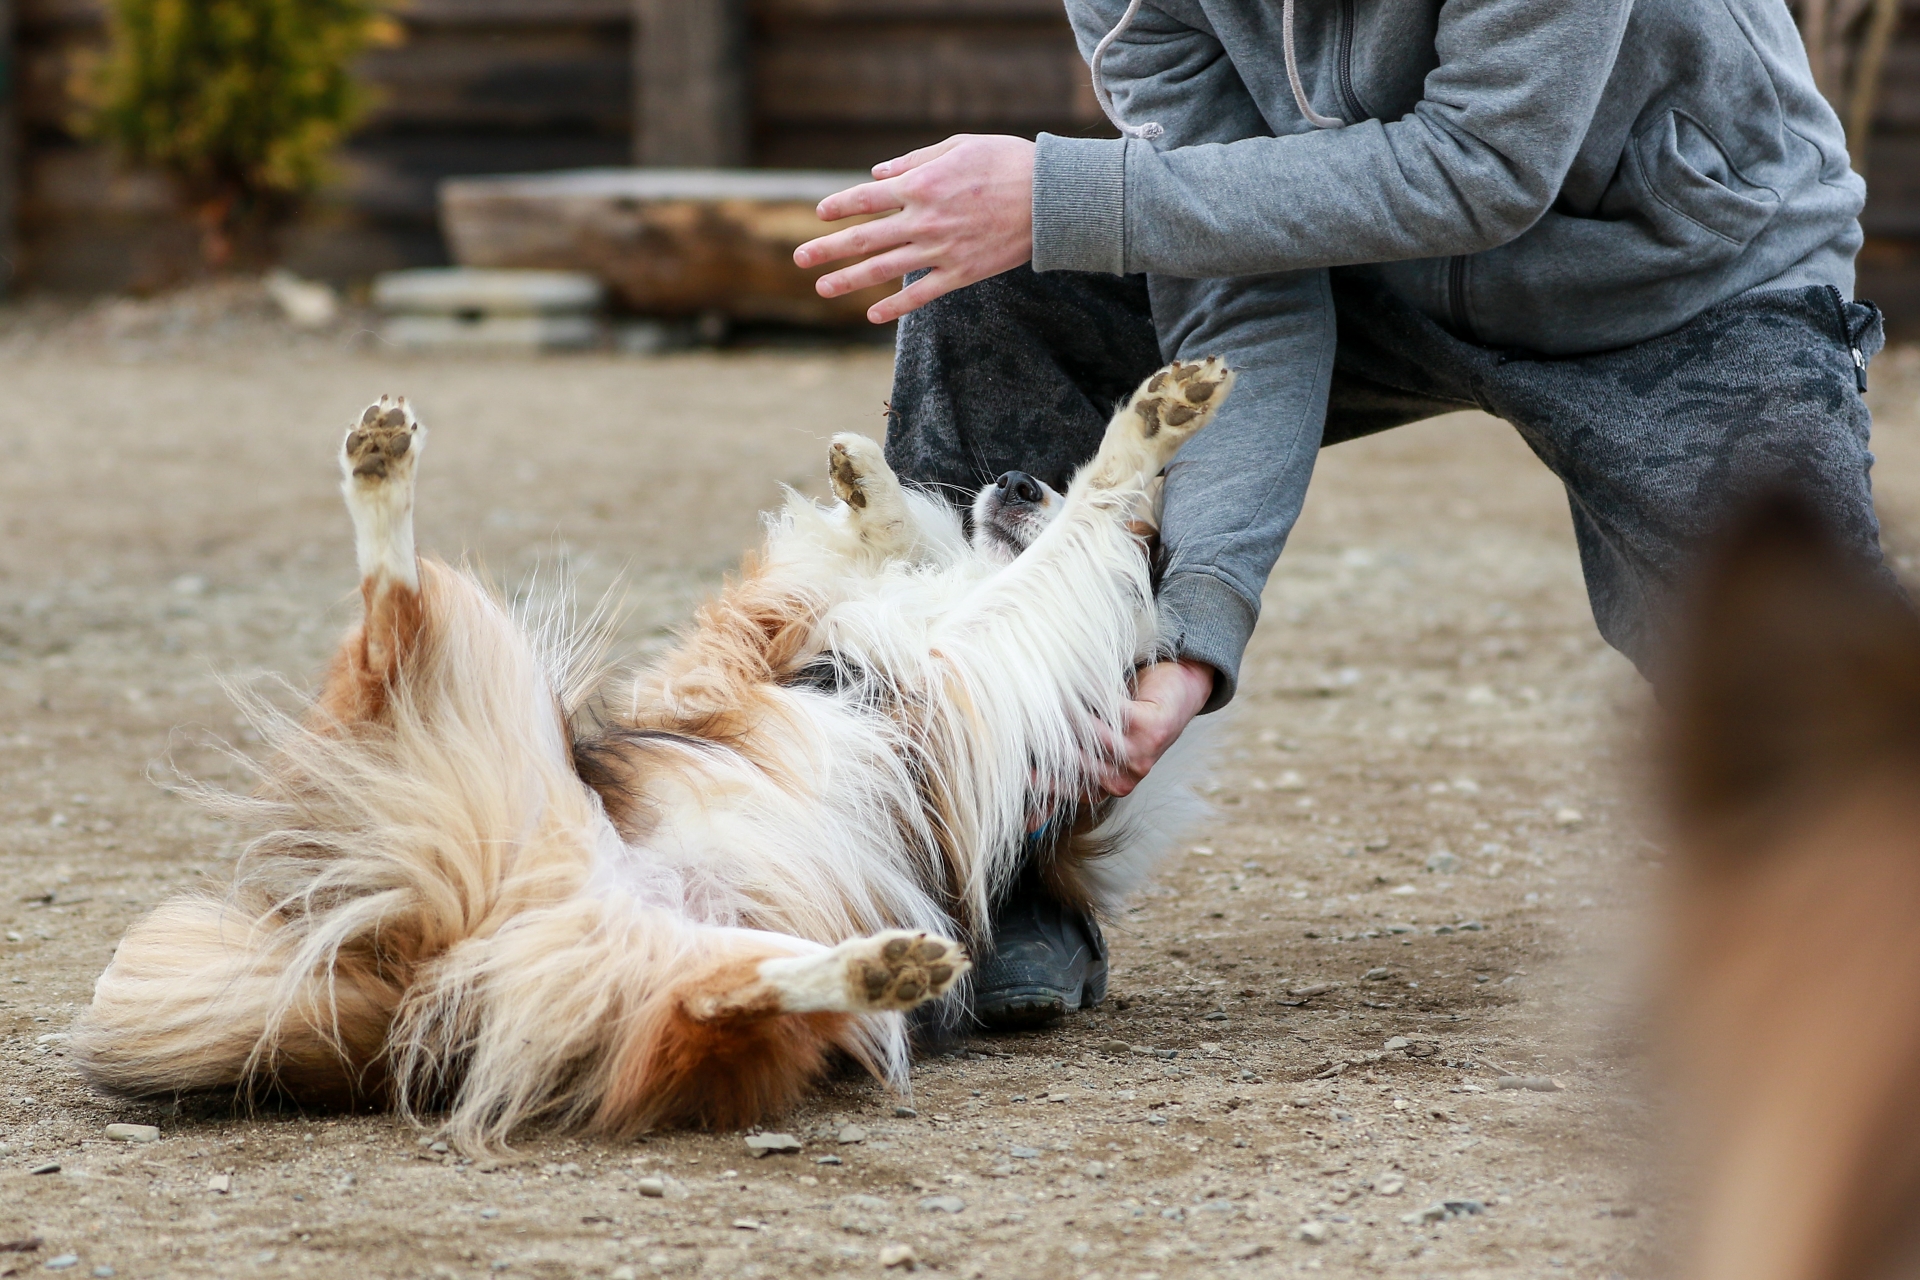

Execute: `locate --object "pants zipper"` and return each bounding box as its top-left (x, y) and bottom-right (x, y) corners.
top-left (1448, 255), bottom-right (1472, 340)
top-left (1826, 283), bottom-right (1867, 393)
top-left (1334, 0), bottom-right (1370, 123)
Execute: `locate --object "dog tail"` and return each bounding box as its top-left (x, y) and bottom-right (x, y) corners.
top-left (73, 562), bottom-right (606, 1110)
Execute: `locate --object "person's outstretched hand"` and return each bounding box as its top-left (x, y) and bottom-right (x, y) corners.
top-left (793, 134), bottom-right (1035, 325)
top-left (1099, 659), bottom-right (1215, 798)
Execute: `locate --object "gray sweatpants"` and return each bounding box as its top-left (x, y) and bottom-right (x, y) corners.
top-left (886, 266), bottom-right (1887, 696)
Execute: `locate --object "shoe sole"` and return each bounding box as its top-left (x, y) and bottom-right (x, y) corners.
top-left (973, 960), bottom-right (1107, 1032)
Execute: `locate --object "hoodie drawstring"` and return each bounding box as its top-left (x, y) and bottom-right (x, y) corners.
top-left (1091, 0), bottom-right (1345, 141)
top-left (1090, 0), bottom-right (1166, 140)
top-left (1282, 0), bottom-right (1347, 128)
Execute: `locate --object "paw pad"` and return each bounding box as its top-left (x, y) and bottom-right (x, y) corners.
top-left (344, 396), bottom-right (419, 481)
top-left (848, 931), bottom-right (969, 1012)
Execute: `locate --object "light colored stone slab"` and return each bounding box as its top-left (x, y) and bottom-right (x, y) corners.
top-left (373, 268), bottom-right (604, 317)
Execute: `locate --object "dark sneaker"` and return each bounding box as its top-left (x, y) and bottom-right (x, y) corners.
top-left (971, 869), bottom-right (1109, 1031)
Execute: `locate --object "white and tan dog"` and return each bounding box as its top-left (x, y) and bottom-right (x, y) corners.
top-left (73, 358), bottom-right (1232, 1149)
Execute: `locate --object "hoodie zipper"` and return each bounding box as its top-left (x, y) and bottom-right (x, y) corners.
top-left (1826, 284), bottom-right (1867, 392)
top-left (1333, 0), bottom-right (1370, 124)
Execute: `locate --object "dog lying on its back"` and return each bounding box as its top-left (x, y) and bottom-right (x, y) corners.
top-left (1663, 495), bottom-right (1920, 1280)
top-left (72, 359), bottom-right (1232, 1149)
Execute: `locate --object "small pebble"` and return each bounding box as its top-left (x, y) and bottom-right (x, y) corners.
top-left (208, 1174), bottom-right (231, 1194)
top-left (1554, 808), bottom-right (1584, 827)
top-left (1375, 1175), bottom-right (1405, 1196)
top-left (1098, 1039), bottom-right (1130, 1055)
top-left (28, 1163), bottom-right (59, 1176)
top-left (1425, 851), bottom-right (1459, 874)
top-left (1009, 1146), bottom-right (1040, 1159)
top-left (636, 1177), bottom-right (666, 1197)
top-left (43, 1256), bottom-right (78, 1272)
top-left (878, 1243), bottom-right (917, 1270)
top-left (92, 1268), bottom-right (114, 1278)
top-left (104, 1124), bottom-right (158, 1144)
top-left (731, 1219), bottom-right (764, 1231)
top-left (744, 1132), bottom-right (801, 1156)
top-left (1297, 1222), bottom-right (1330, 1243)
top-left (893, 1106), bottom-right (918, 1119)
top-left (836, 1125), bottom-right (868, 1145)
top-left (1383, 1036), bottom-right (1411, 1052)
top-left (815, 1155), bottom-right (843, 1166)
top-left (918, 1195), bottom-right (965, 1214)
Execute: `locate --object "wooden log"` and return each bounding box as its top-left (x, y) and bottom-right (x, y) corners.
top-left (441, 168), bottom-right (892, 323)
top-left (634, 0), bottom-right (748, 166)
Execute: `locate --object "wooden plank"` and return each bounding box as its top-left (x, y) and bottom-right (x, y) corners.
top-left (757, 28), bottom-right (1100, 128)
top-left (401, 0), bottom-right (630, 23)
top-left (17, 25), bottom-right (97, 131)
top-left (635, 0), bottom-right (749, 166)
top-left (1862, 134), bottom-right (1920, 237)
top-left (757, 120), bottom-right (1112, 169)
top-left (1867, 40), bottom-right (1920, 127)
top-left (18, 0), bottom-right (630, 26)
top-left (16, 0), bottom-right (97, 29)
top-left (356, 30), bottom-right (629, 130)
top-left (441, 167), bottom-right (891, 322)
top-left (755, 0), bottom-right (1071, 20)
top-left (338, 134), bottom-right (632, 221)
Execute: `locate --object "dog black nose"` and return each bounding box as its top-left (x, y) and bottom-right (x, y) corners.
top-left (995, 471), bottom-right (1043, 505)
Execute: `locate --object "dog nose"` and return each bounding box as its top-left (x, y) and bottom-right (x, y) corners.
top-left (995, 471), bottom-right (1043, 505)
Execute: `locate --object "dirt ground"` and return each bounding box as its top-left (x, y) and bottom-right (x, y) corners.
top-left (4, 290), bottom-right (1919, 1280)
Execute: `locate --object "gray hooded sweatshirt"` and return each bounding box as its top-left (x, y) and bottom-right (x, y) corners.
top-left (1029, 0), bottom-right (1865, 709)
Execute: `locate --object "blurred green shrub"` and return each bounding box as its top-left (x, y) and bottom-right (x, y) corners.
top-left (87, 0), bottom-right (401, 265)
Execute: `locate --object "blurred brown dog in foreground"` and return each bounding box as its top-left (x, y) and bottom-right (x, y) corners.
top-left (1664, 494), bottom-right (1920, 1280)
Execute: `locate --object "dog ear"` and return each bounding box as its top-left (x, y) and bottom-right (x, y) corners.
top-left (1664, 490), bottom-right (1920, 838)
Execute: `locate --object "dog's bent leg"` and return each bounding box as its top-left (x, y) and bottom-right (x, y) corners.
top-left (688, 929), bottom-right (969, 1019)
top-left (582, 929), bottom-right (967, 1134)
top-left (320, 397), bottom-right (428, 724)
top-left (828, 433), bottom-right (920, 560)
top-left (1081, 357), bottom-right (1234, 499)
top-left (912, 358), bottom-right (1234, 929)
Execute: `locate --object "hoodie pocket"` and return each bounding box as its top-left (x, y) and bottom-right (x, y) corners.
top-left (1633, 109), bottom-right (1781, 247)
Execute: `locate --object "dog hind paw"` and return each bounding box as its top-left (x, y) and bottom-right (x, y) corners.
top-left (844, 930), bottom-right (969, 1012)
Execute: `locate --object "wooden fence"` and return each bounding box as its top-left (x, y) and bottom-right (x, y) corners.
top-left (1, 0), bottom-right (1105, 292)
top-left (2, 0), bottom-right (1917, 329)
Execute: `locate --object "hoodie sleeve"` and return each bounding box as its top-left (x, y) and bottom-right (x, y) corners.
top-left (1037, 2), bottom-right (1344, 715)
top-left (1036, 0), bottom-right (1634, 278)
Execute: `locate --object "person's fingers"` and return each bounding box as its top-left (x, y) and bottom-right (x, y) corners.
top-left (810, 178), bottom-right (907, 226)
top-left (794, 211), bottom-right (915, 272)
top-left (865, 267), bottom-right (967, 324)
top-left (815, 244), bottom-right (932, 300)
top-left (872, 135), bottom-right (967, 179)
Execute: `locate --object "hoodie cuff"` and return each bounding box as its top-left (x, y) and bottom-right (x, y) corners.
top-left (1032, 133), bottom-right (1128, 275)
top-left (1156, 571), bottom-right (1260, 714)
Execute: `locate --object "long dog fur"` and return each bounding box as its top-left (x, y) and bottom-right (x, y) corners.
top-left (72, 361), bottom-right (1233, 1150)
